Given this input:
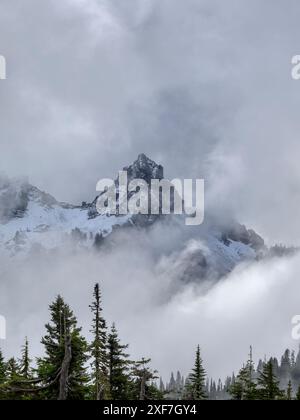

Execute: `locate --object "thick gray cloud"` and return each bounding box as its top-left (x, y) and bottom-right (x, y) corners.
top-left (1, 0), bottom-right (300, 383)
top-left (1, 0), bottom-right (300, 243)
top-left (0, 231), bottom-right (299, 381)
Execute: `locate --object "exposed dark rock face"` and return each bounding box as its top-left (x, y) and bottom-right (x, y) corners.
top-left (222, 223), bottom-right (266, 252)
top-left (88, 153), bottom-right (165, 220)
top-left (123, 153), bottom-right (164, 184)
top-left (0, 175), bottom-right (75, 223)
top-left (1, 154), bottom-right (271, 285)
top-left (0, 177), bottom-right (57, 222)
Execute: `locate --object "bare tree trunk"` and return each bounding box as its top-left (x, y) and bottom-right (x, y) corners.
top-left (97, 383), bottom-right (105, 400)
top-left (58, 316), bottom-right (72, 401)
top-left (139, 373), bottom-right (146, 400)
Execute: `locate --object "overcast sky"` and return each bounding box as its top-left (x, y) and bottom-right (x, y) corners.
top-left (1, 0), bottom-right (300, 243)
top-left (2, 0), bottom-right (300, 383)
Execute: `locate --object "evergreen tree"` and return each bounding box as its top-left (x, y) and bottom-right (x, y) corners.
top-left (294, 347), bottom-right (300, 383)
top-left (209, 380), bottom-right (217, 400)
top-left (0, 350), bottom-right (7, 400)
top-left (107, 323), bottom-right (131, 400)
top-left (257, 360), bottom-right (283, 400)
top-left (4, 358), bottom-right (24, 400)
top-left (244, 347), bottom-right (258, 400)
top-left (15, 339), bottom-right (36, 400)
top-left (230, 365), bottom-right (249, 400)
top-left (296, 385), bottom-right (300, 400)
top-left (37, 295), bottom-right (89, 400)
top-left (0, 349), bottom-right (6, 384)
top-left (286, 380), bottom-right (292, 400)
top-left (169, 372), bottom-right (176, 391)
top-left (185, 345), bottom-right (207, 400)
top-left (19, 337), bottom-right (32, 380)
top-left (130, 358), bottom-right (161, 400)
top-left (230, 347), bottom-right (258, 400)
top-left (6, 358), bottom-right (20, 382)
top-left (280, 350), bottom-right (291, 387)
top-left (89, 283), bottom-right (108, 400)
top-left (159, 377), bottom-right (165, 394)
top-left (291, 350), bottom-right (296, 368)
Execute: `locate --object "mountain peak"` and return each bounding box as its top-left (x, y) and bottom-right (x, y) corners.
top-left (123, 154), bottom-right (164, 184)
top-left (137, 153), bottom-right (148, 161)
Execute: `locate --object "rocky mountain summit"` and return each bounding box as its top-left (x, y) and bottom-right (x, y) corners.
top-left (88, 154), bottom-right (164, 220)
top-left (0, 155), bottom-right (271, 283)
top-left (124, 153), bottom-right (164, 183)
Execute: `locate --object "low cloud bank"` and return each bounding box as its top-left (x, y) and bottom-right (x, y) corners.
top-left (0, 228), bottom-right (299, 381)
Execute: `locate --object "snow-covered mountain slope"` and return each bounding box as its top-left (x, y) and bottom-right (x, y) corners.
top-left (0, 155), bottom-right (267, 282)
top-left (156, 235), bottom-right (257, 286)
top-left (0, 172), bottom-right (132, 256)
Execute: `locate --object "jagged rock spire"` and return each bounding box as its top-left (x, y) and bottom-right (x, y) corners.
top-left (123, 154), bottom-right (164, 184)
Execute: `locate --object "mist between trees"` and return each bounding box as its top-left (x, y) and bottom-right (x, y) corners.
top-left (0, 282), bottom-right (300, 401)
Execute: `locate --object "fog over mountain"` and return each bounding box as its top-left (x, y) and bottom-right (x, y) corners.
top-left (1, 0), bottom-right (300, 388)
top-left (1, 0), bottom-right (300, 243)
top-left (0, 154), bottom-right (298, 382)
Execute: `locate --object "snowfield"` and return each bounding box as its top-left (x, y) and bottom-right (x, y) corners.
top-left (0, 156), bottom-right (265, 282)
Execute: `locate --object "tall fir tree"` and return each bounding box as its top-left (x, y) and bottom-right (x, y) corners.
top-left (229, 347), bottom-right (258, 400)
top-left (37, 295), bottom-right (89, 400)
top-left (159, 377), bottom-right (165, 394)
top-left (0, 349), bottom-right (6, 384)
top-left (257, 359), bottom-right (283, 400)
top-left (107, 323), bottom-right (131, 400)
top-left (19, 337), bottom-right (32, 380)
top-left (130, 358), bottom-right (161, 400)
top-left (6, 358), bottom-right (20, 382)
top-left (185, 345), bottom-right (207, 400)
top-left (4, 357), bottom-right (24, 400)
top-left (286, 380), bottom-right (293, 400)
top-left (89, 283), bottom-right (108, 400)
top-left (291, 350), bottom-right (296, 368)
top-left (296, 385), bottom-right (300, 400)
top-left (230, 365), bottom-right (250, 400)
top-left (0, 349), bottom-right (7, 400)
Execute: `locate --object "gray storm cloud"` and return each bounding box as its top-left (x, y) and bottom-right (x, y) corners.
top-left (1, 0), bottom-right (300, 242)
top-left (0, 227), bottom-right (299, 381)
top-left (1, 0), bottom-right (300, 384)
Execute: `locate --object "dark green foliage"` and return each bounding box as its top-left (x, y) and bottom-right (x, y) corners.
top-left (0, 342), bottom-right (36, 400)
top-left (185, 345), bottom-right (207, 400)
top-left (107, 323), bottom-right (131, 400)
top-left (286, 380), bottom-right (293, 400)
top-left (0, 290), bottom-right (160, 401)
top-left (0, 349), bottom-right (6, 384)
top-left (0, 349), bottom-right (7, 399)
top-left (89, 283), bottom-right (109, 399)
top-left (130, 358), bottom-right (162, 400)
top-left (4, 283), bottom-right (300, 401)
top-left (257, 360), bottom-right (284, 400)
top-left (6, 358), bottom-right (20, 382)
top-left (230, 347), bottom-right (257, 400)
top-left (296, 385), bottom-right (300, 400)
top-left (37, 295), bottom-right (89, 400)
top-left (4, 357), bottom-right (25, 400)
top-left (19, 337), bottom-right (32, 380)
top-left (230, 366), bottom-right (249, 400)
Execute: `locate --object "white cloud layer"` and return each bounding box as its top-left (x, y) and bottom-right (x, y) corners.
top-left (1, 0), bottom-right (300, 242)
top-left (1, 0), bottom-right (300, 382)
top-left (0, 231), bottom-right (299, 381)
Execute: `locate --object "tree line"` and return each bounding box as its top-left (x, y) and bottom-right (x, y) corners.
top-left (228, 346), bottom-right (300, 400)
top-left (162, 346), bottom-right (300, 400)
top-left (0, 284), bottom-right (204, 400)
top-left (1, 283), bottom-right (300, 400)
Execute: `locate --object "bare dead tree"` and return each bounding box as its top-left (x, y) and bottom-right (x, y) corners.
top-left (58, 313), bottom-right (72, 401)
